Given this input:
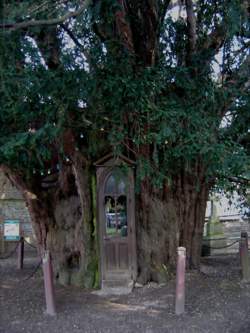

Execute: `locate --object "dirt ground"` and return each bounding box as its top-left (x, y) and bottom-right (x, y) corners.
top-left (1, 253), bottom-right (250, 333)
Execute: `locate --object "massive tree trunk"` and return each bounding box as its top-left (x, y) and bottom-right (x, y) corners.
top-left (136, 168), bottom-right (209, 284)
top-left (3, 156), bottom-right (98, 288)
top-left (45, 158), bottom-right (98, 288)
top-left (5, 155), bottom-right (209, 287)
top-left (176, 174), bottom-right (209, 268)
top-left (136, 187), bottom-right (179, 284)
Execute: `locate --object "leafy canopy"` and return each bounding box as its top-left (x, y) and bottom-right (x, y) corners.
top-left (0, 0), bottom-right (249, 195)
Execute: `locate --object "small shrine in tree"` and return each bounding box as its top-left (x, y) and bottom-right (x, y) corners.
top-left (95, 154), bottom-right (137, 288)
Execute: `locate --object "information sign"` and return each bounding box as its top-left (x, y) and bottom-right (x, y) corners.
top-left (4, 220), bottom-right (20, 241)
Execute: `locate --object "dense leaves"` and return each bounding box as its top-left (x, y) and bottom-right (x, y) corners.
top-left (0, 0), bottom-right (249, 194)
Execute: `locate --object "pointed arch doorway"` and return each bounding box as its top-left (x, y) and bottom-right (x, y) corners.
top-left (95, 154), bottom-right (137, 288)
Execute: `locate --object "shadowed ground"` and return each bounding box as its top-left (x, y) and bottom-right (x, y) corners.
top-left (1, 254), bottom-right (250, 333)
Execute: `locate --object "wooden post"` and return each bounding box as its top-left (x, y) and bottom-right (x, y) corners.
top-left (175, 246), bottom-right (186, 315)
top-left (0, 220), bottom-right (5, 254)
top-left (17, 237), bottom-right (24, 269)
top-left (42, 250), bottom-right (56, 316)
top-left (240, 232), bottom-right (250, 282)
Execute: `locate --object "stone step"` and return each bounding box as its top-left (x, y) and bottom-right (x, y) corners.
top-left (102, 279), bottom-right (131, 288)
top-left (92, 285), bottom-right (133, 296)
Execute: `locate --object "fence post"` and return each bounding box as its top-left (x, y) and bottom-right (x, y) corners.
top-left (175, 246), bottom-right (186, 315)
top-left (42, 250), bottom-right (56, 316)
top-left (17, 237), bottom-right (24, 269)
top-left (0, 221), bottom-right (5, 254)
top-left (240, 232), bottom-right (250, 282)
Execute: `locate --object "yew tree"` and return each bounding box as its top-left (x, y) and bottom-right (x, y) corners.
top-left (0, 0), bottom-right (249, 285)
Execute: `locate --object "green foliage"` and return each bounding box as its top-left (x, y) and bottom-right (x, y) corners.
top-left (0, 0), bottom-right (249, 196)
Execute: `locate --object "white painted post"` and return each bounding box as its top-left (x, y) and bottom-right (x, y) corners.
top-left (175, 247), bottom-right (186, 315)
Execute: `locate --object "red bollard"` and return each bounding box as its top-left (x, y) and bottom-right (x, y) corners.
top-left (17, 237), bottom-right (24, 269)
top-left (240, 232), bottom-right (250, 282)
top-left (175, 247), bottom-right (186, 315)
top-left (42, 250), bottom-right (56, 316)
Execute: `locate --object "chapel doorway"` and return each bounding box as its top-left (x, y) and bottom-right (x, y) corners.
top-left (95, 154), bottom-right (137, 288)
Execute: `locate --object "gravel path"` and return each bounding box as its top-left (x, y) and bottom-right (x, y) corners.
top-left (1, 254), bottom-right (250, 333)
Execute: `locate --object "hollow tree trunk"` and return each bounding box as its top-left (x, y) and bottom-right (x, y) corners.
top-left (136, 170), bottom-right (209, 284)
top-left (3, 158), bottom-right (98, 288)
top-left (46, 157), bottom-right (98, 288)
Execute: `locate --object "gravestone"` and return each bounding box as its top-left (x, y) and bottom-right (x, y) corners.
top-left (202, 197), bottom-right (227, 255)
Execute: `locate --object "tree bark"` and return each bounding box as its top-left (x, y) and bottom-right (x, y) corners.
top-left (175, 173), bottom-right (209, 268)
top-left (136, 168), bottom-right (209, 284)
top-left (45, 160), bottom-right (98, 288)
top-left (136, 188), bottom-right (179, 284)
top-left (1, 160), bottom-right (98, 288)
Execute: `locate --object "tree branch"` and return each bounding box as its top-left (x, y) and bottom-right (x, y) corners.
top-left (200, 1), bottom-right (249, 59)
top-left (230, 41), bottom-right (250, 61)
top-left (60, 23), bottom-right (84, 50)
top-left (159, 0), bottom-right (172, 27)
top-left (218, 54), bottom-right (250, 119)
top-left (185, 0), bottom-right (197, 54)
top-left (60, 24), bottom-right (94, 68)
top-left (0, 0), bottom-right (92, 32)
top-left (223, 54), bottom-right (250, 90)
top-left (34, 26), bottom-right (61, 70)
top-left (202, 24), bottom-right (227, 55)
top-left (225, 176), bottom-right (250, 186)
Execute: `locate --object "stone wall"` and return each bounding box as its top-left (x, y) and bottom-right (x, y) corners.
top-left (0, 172), bottom-right (35, 254)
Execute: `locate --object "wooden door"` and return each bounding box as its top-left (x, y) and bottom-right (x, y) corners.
top-left (98, 167), bottom-right (136, 286)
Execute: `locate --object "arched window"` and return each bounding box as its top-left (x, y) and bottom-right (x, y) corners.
top-left (104, 169), bottom-right (128, 237)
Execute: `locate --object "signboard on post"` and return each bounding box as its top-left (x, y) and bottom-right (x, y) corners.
top-left (4, 220), bottom-right (20, 241)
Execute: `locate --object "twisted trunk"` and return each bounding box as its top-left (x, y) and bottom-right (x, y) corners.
top-left (3, 159), bottom-right (98, 288)
top-left (46, 159), bottom-right (98, 288)
top-left (136, 169), bottom-right (209, 284)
